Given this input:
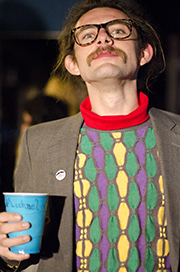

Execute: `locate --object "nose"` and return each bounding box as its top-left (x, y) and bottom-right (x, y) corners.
top-left (96, 28), bottom-right (114, 45)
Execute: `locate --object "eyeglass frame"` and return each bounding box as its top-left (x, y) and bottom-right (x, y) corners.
top-left (71, 19), bottom-right (134, 47)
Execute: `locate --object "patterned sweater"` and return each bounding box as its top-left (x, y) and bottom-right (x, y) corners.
top-left (74, 93), bottom-right (171, 272)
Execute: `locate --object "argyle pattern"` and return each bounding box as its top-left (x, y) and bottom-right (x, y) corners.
top-left (74, 119), bottom-right (171, 272)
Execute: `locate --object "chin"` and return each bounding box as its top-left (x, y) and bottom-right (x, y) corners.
top-left (97, 69), bottom-right (122, 79)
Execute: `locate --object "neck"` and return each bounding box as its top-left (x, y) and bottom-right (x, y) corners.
top-left (86, 79), bottom-right (139, 116)
top-left (80, 92), bottom-right (149, 130)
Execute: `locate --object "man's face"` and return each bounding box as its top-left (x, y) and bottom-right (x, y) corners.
top-left (66, 7), bottom-right (145, 84)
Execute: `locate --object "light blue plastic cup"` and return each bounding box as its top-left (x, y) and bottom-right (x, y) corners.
top-left (3, 192), bottom-right (48, 254)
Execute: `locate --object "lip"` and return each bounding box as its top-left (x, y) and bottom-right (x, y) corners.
top-left (94, 51), bottom-right (118, 60)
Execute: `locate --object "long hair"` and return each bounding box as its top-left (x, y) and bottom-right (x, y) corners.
top-left (52, 0), bottom-right (166, 91)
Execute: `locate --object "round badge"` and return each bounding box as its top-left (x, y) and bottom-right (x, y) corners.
top-left (55, 170), bottom-right (66, 181)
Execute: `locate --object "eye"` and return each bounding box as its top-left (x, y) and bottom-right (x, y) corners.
top-left (113, 28), bottom-right (125, 35)
top-left (82, 32), bottom-right (95, 40)
top-left (76, 26), bottom-right (97, 44)
top-left (79, 30), bottom-right (96, 42)
top-left (109, 24), bottom-right (130, 38)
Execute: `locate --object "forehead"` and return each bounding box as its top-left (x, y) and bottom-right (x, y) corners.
top-left (76, 7), bottom-right (128, 27)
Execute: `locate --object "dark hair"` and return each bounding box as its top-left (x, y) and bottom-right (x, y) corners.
top-left (23, 95), bottom-right (69, 125)
top-left (52, 0), bottom-right (165, 91)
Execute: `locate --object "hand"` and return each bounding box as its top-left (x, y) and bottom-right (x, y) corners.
top-left (0, 212), bottom-right (31, 261)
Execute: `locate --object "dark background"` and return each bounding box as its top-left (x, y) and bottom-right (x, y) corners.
top-left (0, 0), bottom-right (180, 210)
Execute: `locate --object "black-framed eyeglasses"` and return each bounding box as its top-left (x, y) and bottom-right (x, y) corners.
top-left (71, 19), bottom-right (134, 47)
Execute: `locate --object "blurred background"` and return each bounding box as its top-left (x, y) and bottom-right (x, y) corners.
top-left (0, 0), bottom-right (180, 210)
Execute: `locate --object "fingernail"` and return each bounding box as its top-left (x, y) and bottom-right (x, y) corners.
top-left (21, 253), bottom-right (30, 258)
top-left (22, 222), bottom-right (29, 228)
top-left (15, 214), bottom-right (21, 220)
top-left (22, 235), bottom-right (30, 241)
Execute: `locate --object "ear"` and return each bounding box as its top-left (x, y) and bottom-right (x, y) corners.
top-left (139, 43), bottom-right (153, 66)
top-left (65, 55), bottom-right (80, 76)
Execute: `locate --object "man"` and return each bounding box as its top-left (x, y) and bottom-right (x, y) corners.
top-left (0, 0), bottom-right (180, 271)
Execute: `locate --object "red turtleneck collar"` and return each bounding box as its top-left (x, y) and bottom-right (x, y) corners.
top-left (80, 92), bottom-right (149, 130)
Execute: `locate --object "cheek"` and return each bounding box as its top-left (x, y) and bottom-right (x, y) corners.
top-left (74, 43), bottom-right (91, 64)
top-left (74, 51), bottom-right (88, 70)
top-left (74, 48), bottom-right (82, 68)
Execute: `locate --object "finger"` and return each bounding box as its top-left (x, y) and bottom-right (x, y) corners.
top-left (0, 221), bottom-right (31, 235)
top-left (0, 246), bottom-right (30, 261)
top-left (7, 252), bottom-right (30, 261)
top-left (0, 212), bottom-right (22, 223)
top-left (1, 235), bottom-right (31, 249)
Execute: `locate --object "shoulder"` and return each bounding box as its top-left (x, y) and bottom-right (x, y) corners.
top-left (29, 111), bottom-right (82, 132)
top-left (149, 107), bottom-right (180, 124)
top-left (28, 112), bottom-right (82, 133)
top-left (22, 112), bottom-right (83, 147)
